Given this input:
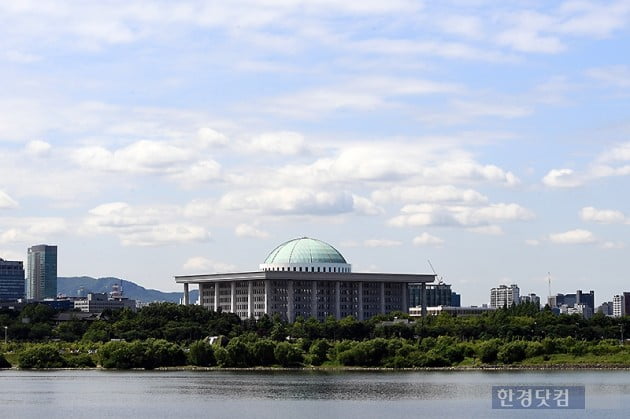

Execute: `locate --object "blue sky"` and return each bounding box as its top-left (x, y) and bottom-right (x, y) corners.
top-left (1, 1), bottom-right (630, 305)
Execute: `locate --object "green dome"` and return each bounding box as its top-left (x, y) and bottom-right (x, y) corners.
top-left (263, 237), bottom-right (347, 265)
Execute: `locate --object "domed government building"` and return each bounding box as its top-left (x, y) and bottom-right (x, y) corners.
top-left (175, 237), bottom-right (435, 322)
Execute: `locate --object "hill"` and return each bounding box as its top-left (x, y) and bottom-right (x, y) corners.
top-left (57, 276), bottom-right (199, 304)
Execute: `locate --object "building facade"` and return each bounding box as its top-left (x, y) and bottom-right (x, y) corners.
top-left (74, 293), bottom-right (136, 313)
top-left (520, 293), bottom-right (541, 307)
top-left (0, 258), bottom-right (25, 301)
top-left (613, 294), bottom-right (625, 317)
top-left (490, 284), bottom-right (520, 308)
top-left (548, 290), bottom-right (595, 311)
top-left (409, 283), bottom-right (461, 308)
top-left (409, 305), bottom-right (496, 317)
top-left (176, 237), bottom-right (435, 322)
top-left (26, 244), bottom-right (57, 301)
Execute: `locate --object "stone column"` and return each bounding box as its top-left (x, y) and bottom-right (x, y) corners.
top-left (287, 280), bottom-right (294, 322)
top-left (335, 281), bottom-right (341, 319)
top-left (230, 281), bottom-right (236, 313)
top-left (358, 282), bottom-right (364, 321)
top-left (264, 280), bottom-right (270, 315)
top-left (214, 283), bottom-right (219, 312)
top-left (248, 281), bottom-right (253, 319)
top-left (311, 281), bottom-right (318, 319)
top-left (183, 283), bottom-right (189, 305)
top-left (380, 282), bottom-right (385, 314)
top-left (421, 282), bottom-right (427, 318)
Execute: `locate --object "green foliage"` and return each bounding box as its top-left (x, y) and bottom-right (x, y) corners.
top-left (0, 353), bottom-right (11, 368)
top-left (251, 339), bottom-right (277, 366)
top-left (274, 342), bottom-right (304, 367)
top-left (308, 339), bottom-right (331, 366)
top-left (99, 339), bottom-right (185, 369)
top-left (477, 339), bottom-right (501, 364)
top-left (19, 344), bottom-right (67, 368)
top-left (188, 340), bottom-right (216, 367)
top-left (65, 353), bottom-right (96, 368)
top-left (497, 341), bottom-right (528, 364)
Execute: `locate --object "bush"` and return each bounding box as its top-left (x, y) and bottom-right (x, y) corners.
top-left (477, 340), bottom-right (501, 364)
top-left (0, 353), bottom-right (11, 368)
top-left (307, 339), bottom-right (330, 366)
top-left (274, 342), bottom-right (304, 367)
top-left (99, 339), bottom-right (185, 369)
top-left (18, 345), bottom-right (67, 368)
top-left (66, 353), bottom-right (96, 368)
top-left (188, 340), bottom-right (216, 367)
top-left (252, 339), bottom-right (276, 366)
top-left (497, 341), bottom-right (528, 364)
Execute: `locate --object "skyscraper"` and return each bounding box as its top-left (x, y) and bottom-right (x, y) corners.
top-left (0, 258), bottom-right (25, 301)
top-left (26, 245), bottom-right (57, 300)
top-left (490, 284), bottom-right (520, 308)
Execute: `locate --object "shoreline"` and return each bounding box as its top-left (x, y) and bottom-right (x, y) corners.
top-left (4, 364), bottom-right (630, 372)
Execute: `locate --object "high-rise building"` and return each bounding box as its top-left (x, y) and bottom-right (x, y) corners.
top-left (624, 292), bottom-right (630, 317)
top-left (0, 258), bottom-right (25, 301)
top-left (548, 290), bottom-right (595, 311)
top-left (26, 245), bottom-right (57, 301)
top-left (409, 283), bottom-right (461, 308)
top-left (613, 295), bottom-right (625, 317)
top-left (490, 284), bottom-right (520, 308)
top-left (520, 293), bottom-right (541, 307)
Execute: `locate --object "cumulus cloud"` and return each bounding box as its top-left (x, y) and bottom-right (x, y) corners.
top-left (389, 203), bottom-right (533, 228)
top-left (542, 168), bottom-right (583, 188)
top-left (25, 140), bottom-right (52, 156)
top-left (0, 217), bottom-right (67, 244)
top-left (84, 202), bottom-right (210, 246)
top-left (579, 206), bottom-right (627, 224)
top-left (372, 185), bottom-right (488, 205)
top-left (548, 229), bottom-right (597, 245)
top-left (182, 257), bottom-right (237, 273)
top-left (0, 191), bottom-right (18, 209)
top-left (218, 188), bottom-right (378, 216)
top-left (249, 131), bottom-right (309, 156)
top-left (412, 233), bottom-right (444, 246)
top-left (197, 127), bottom-right (229, 148)
top-left (363, 239), bottom-right (402, 248)
top-left (235, 223), bottom-right (269, 239)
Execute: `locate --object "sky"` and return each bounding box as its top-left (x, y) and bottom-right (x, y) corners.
top-left (1, 1), bottom-right (630, 306)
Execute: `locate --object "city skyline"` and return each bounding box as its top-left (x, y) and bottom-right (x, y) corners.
top-left (1, 2), bottom-right (630, 305)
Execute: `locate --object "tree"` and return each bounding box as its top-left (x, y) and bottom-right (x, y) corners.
top-left (188, 340), bottom-right (216, 367)
top-left (274, 342), bottom-right (304, 367)
top-left (0, 353), bottom-right (11, 368)
top-left (18, 345), bottom-right (66, 368)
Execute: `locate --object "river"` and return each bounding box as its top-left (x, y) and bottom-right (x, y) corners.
top-left (1, 369), bottom-right (629, 418)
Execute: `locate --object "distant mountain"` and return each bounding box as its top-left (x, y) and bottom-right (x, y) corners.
top-left (57, 276), bottom-right (199, 304)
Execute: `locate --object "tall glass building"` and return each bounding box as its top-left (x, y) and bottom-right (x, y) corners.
top-left (0, 258), bottom-right (25, 301)
top-left (26, 244), bottom-right (57, 300)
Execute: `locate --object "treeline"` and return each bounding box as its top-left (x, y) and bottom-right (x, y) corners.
top-left (2, 302), bottom-right (630, 369)
top-left (2, 302), bottom-right (629, 344)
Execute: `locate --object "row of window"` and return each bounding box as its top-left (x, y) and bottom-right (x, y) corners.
top-left (264, 266), bottom-right (350, 273)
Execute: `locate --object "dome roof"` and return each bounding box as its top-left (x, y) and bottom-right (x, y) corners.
top-left (263, 237), bottom-right (347, 265)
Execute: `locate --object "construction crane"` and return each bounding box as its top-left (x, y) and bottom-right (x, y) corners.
top-left (427, 260), bottom-right (444, 284)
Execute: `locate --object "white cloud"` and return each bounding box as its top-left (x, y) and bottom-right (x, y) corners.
top-left (250, 131), bottom-right (309, 155)
top-left (197, 127), bottom-right (229, 148)
top-left (586, 65), bottom-right (630, 88)
top-left (0, 217), bottom-right (67, 244)
top-left (84, 202), bottom-right (210, 246)
top-left (364, 239), bottom-right (402, 248)
top-left (182, 257), bottom-right (237, 273)
top-left (0, 191), bottom-right (18, 209)
top-left (579, 206), bottom-right (627, 224)
top-left (218, 188), bottom-right (375, 216)
top-left (25, 140), bottom-right (52, 156)
top-left (412, 233), bottom-right (444, 246)
top-left (235, 224), bottom-right (269, 239)
top-left (548, 229), bottom-right (597, 245)
top-left (389, 202), bottom-right (533, 228)
top-left (601, 241), bottom-right (625, 250)
top-left (542, 168), bottom-right (583, 188)
top-left (372, 185), bottom-right (488, 205)
top-left (467, 225), bottom-right (504, 236)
